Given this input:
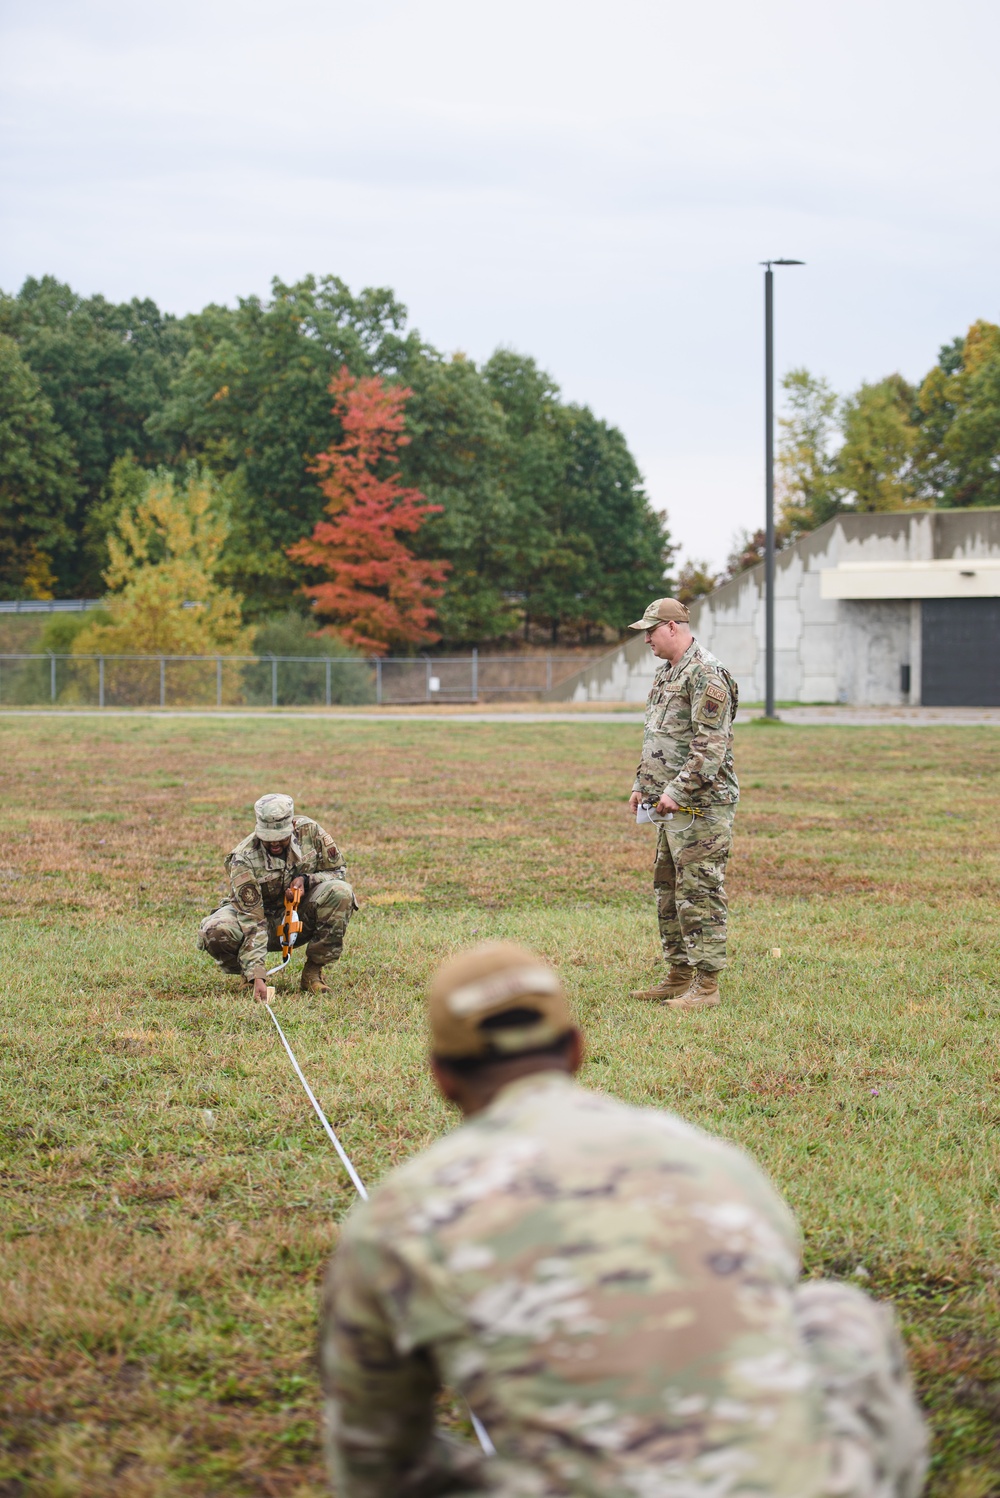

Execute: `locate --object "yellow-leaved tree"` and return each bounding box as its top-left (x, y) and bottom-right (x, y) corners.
top-left (73, 465), bottom-right (252, 703)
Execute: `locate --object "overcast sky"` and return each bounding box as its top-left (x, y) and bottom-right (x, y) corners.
top-left (2, 0), bottom-right (998, 569)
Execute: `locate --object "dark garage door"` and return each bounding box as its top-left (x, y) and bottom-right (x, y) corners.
top-left (922, 598), bottom-right (1000, 705)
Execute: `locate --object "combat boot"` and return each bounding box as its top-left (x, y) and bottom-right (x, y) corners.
top-left (300, 960), bottom-right (329, 994)
top-left (665, 971), bottom-right (720, 1010)
top-left (631, 965), bottom-right (694, 1001)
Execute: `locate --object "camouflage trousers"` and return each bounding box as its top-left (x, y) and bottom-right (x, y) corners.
top-left (196, 874), bottom-right (355, 979)
top-left (654, 800), bottom-right (735, 973)
top-left (796, 1280), bottom-right (928, 1498)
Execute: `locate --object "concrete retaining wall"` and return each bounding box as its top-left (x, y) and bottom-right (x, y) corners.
top-left (548, 509), bottom-right (1000, 706)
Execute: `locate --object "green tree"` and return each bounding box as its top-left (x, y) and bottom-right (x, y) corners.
top-left (74, 467), bottom-right (251, 656)
top-left (244, 611), bottom-right (372, 706)
top-left (778, 334), bottom-right (1000, 535)
top-left (39, 609), bottom-right (111, 653)
top-left (481, 350), bottom-right (672, 641)
top-left (915, 320), bottom-right (1000, 507)
top-left (402, 353), bottom-right (520, 643)
top-left (0, 276), bottom-right (191, 592)
top-left (547, 401), bottom-right (671, 638)
top-left (777, 369), bottom-right (841, 537)
top-left (0, 270), bottom-right (675, 638)
top-left (835, 374), bottom-right (920, 511)
top-left (150, 275), bottom-right (425, 612)
top-left (481, 350), bottom-right (568, 639)
top-left (0, 334), bottom-right (78, 598)
top-left (82, 453), bottom-right (150, 584)
top-left (723, 528), bottom-right (766, 580)
top-left (676, 559), bottom-right (719, 604)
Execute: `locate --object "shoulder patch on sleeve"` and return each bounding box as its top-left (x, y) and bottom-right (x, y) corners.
top-left (232, 868), bottom-right (262, 909)
top-left (705, 682), bottom-right (727, 704)
top-left (236, 880), bottom-right (262, 911)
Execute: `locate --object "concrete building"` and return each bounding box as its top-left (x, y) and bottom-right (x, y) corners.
top-left (552, 509), bottom-right (1000, 707)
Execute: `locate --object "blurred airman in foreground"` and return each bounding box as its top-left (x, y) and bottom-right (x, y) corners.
top-left (319, 942), bottom-right (927, 1498)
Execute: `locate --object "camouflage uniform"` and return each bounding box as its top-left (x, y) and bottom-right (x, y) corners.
top-left (320, 1073), bottom-right (926, 1498)
top-left (197, 817), bottom-right (355, 979)
top-left (635, 640), bottom-right (739, 974)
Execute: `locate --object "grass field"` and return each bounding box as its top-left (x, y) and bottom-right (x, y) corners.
top-left (1, 715), bottom-right (998, 1498)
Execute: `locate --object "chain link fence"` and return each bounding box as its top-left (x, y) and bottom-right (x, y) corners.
top-left (0, 652), bottom-right (603, 708)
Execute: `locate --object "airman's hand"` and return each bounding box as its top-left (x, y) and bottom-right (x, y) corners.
top-left (655, 793), bottom-right (680, 815)
top-left (629, 791), bottom-right (642, 817)
top-left (289, 876), bottom-right (306, 895)
top-left (253, 974), bottom-right (269, 1004)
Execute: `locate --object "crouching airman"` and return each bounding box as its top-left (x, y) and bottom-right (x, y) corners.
top-left (197, 793), bottom-right (356, 998)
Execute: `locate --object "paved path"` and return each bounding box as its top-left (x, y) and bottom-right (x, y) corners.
top-left (743, 706), bottom-right (1000, 726)
top-left (1, 706), bottom-right (998, 725)
top-left (0, 708), bottom-right (644, 724)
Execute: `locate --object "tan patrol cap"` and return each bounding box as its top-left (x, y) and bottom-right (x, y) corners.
top-left (428, 942), bottom-right (574, 1061)
top-left (628, 597), bottom-right (690, 630)
top-left (254, 793), bottom-right (295, 841)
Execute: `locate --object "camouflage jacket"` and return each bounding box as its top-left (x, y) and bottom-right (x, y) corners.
top-left (320, 1072), bottom-right (828, 1498)
top-left (224, 817), bottom-right (347, 975)
top-left (634, 639), bottom-right (739, 807)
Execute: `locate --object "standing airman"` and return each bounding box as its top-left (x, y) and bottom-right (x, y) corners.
top-left (628, 597), bottom-right (740, 1009)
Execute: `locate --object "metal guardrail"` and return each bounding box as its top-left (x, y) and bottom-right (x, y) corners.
top-left (0, 599), bottom-right (103, 613)
top-left (0, 651), bottom-right (597, 708)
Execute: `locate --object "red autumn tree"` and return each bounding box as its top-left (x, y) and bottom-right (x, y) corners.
top-left (287, 368), bottom-right (449, 654)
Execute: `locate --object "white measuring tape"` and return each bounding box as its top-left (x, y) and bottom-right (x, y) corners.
top-left (636, 800), bottom-right (699, 833)
top-left (264, 1001), bottom-right (496, 1458)
top-left (265, 1004), bottom-right (368, 1198)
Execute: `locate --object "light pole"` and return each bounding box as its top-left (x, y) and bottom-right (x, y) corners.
top-left (762, 258), bottom-right (804, 719)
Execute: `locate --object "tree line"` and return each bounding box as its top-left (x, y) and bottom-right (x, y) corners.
top-left (679, 317), bottom-right (1000, 600)
top-left (0, 274), bottom-right (674, 649)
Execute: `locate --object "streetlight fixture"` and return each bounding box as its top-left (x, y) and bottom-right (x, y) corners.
top-left (761, 258), bottom-right (804, 719)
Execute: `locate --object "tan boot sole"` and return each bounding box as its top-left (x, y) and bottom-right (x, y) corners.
top-left (631, 973), bottom-right (693, 1000)
top-left (665, 992), bottom-right (720, 1010)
